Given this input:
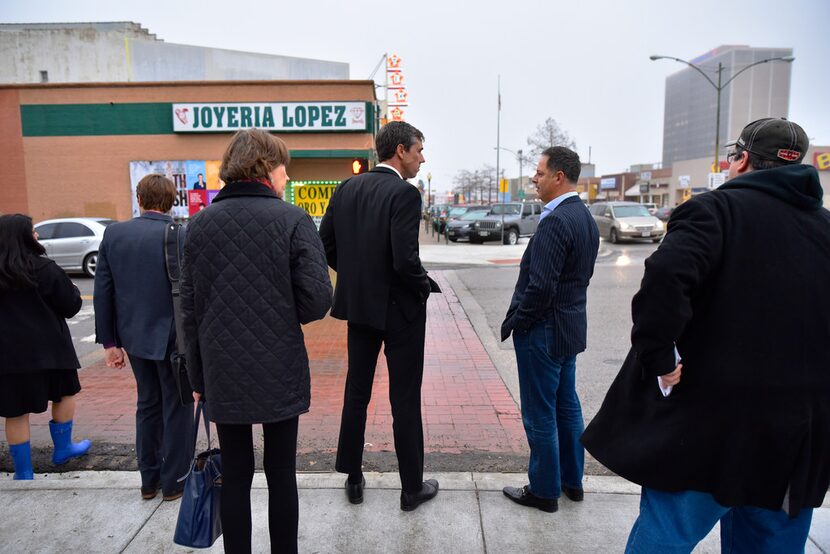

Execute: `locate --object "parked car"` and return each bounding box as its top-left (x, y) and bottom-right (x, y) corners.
top-left (434, 204), bottom-right (489, 234)
top-left (641, 202), bottom-right (658, 215)
top-left (469, 202), bottom-right (543, 245)
top-left (589, 202), bottom-right (665, 244)
top-left (446, 210), bottom-right (487, 242)
top-left (655, 206), bottom-right (674, 222)
top-left (34, 217), bottom-right (117, 276)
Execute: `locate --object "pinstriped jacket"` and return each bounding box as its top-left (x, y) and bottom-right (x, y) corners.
top-left (501, 196), bottom-right (599, 357)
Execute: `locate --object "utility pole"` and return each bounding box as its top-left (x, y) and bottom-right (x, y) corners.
top-left (427, 172), bottom-right (432, 209)
top-left (494, 75), bottom-right (500, 206)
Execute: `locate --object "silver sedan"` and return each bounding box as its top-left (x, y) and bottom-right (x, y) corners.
top-left (34, 217), bottom-right (117, 276)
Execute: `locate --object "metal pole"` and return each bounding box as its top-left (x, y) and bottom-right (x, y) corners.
top-left (427, 172), bottom-right (432, 209)
top-left (495, 75), bottom-right (500, 207)
top-left (714, 62), bottom-right (723, 174)
top-left (518, 149), bottom-right (523, 198)
top-left (500, 169), bottom-right (505, 244)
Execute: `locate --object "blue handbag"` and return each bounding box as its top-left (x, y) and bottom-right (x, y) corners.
top-left (174, 400), bottom-right (223, 548)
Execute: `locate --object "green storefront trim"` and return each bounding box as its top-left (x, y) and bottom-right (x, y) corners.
top-left (20, 102), bottom-right (374, 137)
top-left (21, 103), bottom-right (172, 136)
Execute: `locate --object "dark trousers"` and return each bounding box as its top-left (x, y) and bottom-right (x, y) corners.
top-left (216, 418), bottom-right (299, 554)
top-left (128, 354), bottom-right (194, 495)
top-left (335, 303), bottom-right (427, 493)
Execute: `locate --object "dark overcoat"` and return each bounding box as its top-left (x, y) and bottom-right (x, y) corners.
top-left (0, 257), bottom-right (81, 373)
top-left (582, 164), bottom-right (830, 516)
top-left (180, 181), bottom-right (332, 424)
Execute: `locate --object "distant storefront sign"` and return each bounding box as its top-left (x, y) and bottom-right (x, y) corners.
top-left (172, 102), bottom-right (370, 132)
top-left (678, 175), bottom-right (691, 189)
top-left (815, 151), bottom-right (830, 171)
top-left (293, 184), bottom-right (335, 218)
top-left (600, 177), bottom-right (617, 190)
top-left (708, 172), bottom-right (727, 190)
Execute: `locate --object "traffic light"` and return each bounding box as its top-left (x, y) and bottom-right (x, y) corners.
top-left (351, 158), bottom-right (368, 175)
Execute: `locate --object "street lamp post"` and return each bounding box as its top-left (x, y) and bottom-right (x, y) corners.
top-left (494, 146), bottom-right (526, 245)
top-left (427, 172), bottom-right (432, 209)
top-left (650, 54), bottom-right (794, 174)
top-left (494, 147), bottom-right (525, 201)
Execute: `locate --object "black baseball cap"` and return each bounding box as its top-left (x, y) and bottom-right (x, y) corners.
top-left (726, 118), bottom-right (809, 164)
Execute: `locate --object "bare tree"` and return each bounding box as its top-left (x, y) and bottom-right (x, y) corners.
top-left (452, 165), bottom-right (500, 203)
top-left (525, 117), bottom-right (577, 164)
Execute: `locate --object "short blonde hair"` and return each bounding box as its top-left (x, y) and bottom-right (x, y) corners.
top-left (136, 174), bottom-right (176, 212)
top-left (220, 128), bottom-right (290, 183)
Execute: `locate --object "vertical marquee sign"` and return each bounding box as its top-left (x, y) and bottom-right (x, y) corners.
top-left (386, 53), bottom-right (409, 122)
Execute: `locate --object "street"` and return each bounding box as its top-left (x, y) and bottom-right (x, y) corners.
top-left (446, 238), bottom-right (658, 424)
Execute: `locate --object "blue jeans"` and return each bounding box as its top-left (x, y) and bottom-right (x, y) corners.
top-left (513, 321), bottom-right (584, 499)
top-left (626, 487), bottom-right (813, 553)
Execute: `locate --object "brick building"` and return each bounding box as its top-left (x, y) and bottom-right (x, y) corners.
top-left (0, 80), bottom-right (377, 221)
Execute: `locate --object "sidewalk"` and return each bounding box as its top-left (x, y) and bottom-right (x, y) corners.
top-left (1, 471), bottom-right (827, 553)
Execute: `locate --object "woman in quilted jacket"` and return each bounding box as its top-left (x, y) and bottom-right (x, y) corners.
top-left (180, 128), bottom-right (332, 554)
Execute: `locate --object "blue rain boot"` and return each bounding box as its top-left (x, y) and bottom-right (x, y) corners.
top-left (10, 441), bottom-right (34, 480)
top-left (49, 420), bottom-right (91, 465)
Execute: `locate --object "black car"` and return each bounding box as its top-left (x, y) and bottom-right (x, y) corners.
top-left (432, 204), bottom-right (488, 234)
top-left (446, 210), bottom-right (489, 241)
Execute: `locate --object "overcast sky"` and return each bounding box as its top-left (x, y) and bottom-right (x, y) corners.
top-left (3, 0), bottom-right (829, 193)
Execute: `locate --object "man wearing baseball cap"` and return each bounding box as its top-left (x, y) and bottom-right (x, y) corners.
top-left (582, 118), bottom-right (830, 552)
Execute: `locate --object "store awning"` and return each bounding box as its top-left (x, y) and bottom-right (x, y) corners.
top-left (624, 184), bottom-right (641, 197)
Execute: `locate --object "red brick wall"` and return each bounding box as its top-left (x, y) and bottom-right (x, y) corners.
top-left (0, 89), bottom-right (29, 215)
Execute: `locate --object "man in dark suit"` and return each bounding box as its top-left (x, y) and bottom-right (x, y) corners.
top-left (94, 174), bottom-right (193, 501)
top-left (500, 146), bottom-right (599, 513)
top-left (319, 121), bottom-right (440, 512)
top-left (582, 119), bottom-right (830, 552)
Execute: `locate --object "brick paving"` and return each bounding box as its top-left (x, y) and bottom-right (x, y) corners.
top-left (3, 271), bottom-right (528, 464)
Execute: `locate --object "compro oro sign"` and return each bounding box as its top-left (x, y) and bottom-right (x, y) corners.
top-left (172, 102), bottom-right (370, 132)
top-left (293, 183), bottom-right (336, 218)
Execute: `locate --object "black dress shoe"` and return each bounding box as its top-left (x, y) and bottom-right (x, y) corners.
top-left (162, 489), bottom-right (184, 502)
top-left (562, 485), bottom-right (584, 502)
top-left (400, 479), bottom-right (439, 511)
top-left (141, 482), bottom-right (160, 500)
top-left (345, 476), bottom-right (365, 504)
top-left (502, 485), bottom-right (558, 513)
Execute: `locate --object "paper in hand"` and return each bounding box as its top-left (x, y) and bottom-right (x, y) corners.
top-left (657, 346), bottom-right (682, 397)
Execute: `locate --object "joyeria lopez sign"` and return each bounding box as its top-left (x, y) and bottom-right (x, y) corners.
top-left (172, 102), bottom-right (370, 132)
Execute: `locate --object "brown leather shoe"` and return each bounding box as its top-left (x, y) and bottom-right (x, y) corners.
top-left (162, 489), bottom-right (184, 501)
top-left (141, 483), bottom-right (160, 500)
top-left (503, 485), bottom-right (558, 513)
